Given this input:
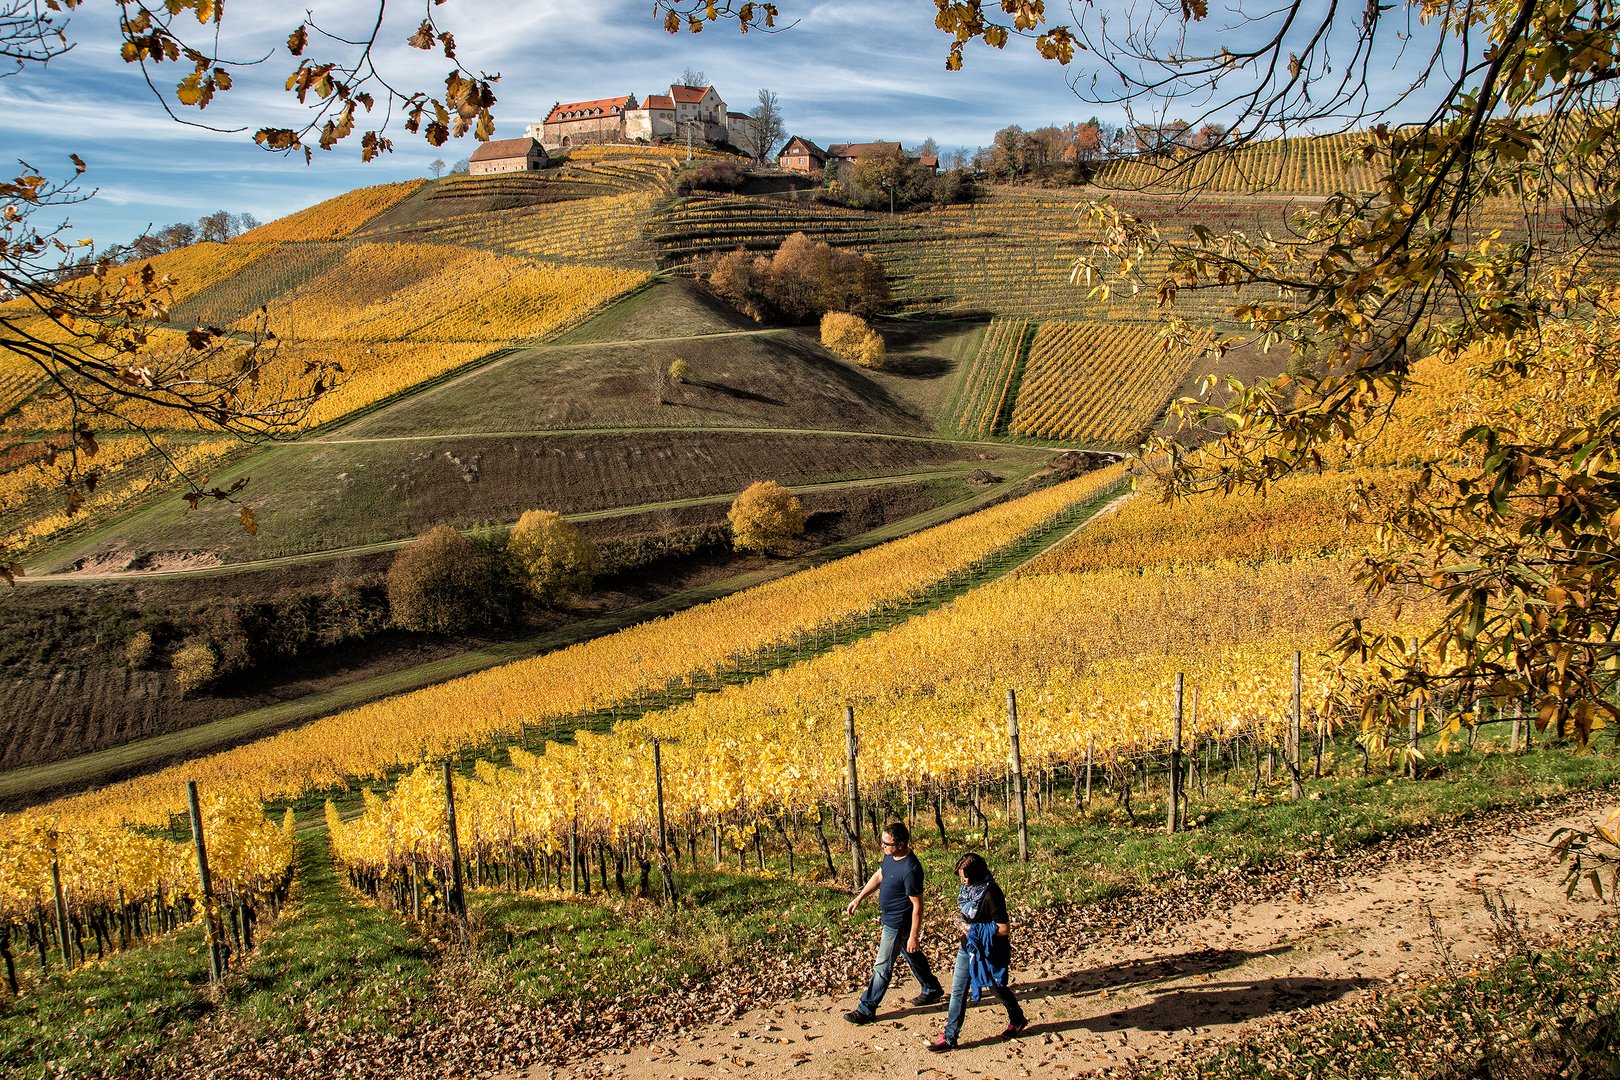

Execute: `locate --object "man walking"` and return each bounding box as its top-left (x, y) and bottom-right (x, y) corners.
top-left (844, 821), bottom-right (943, 1023)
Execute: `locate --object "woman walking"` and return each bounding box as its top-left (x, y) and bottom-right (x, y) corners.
top-left (929, 852), bottom-right (1027, 1052)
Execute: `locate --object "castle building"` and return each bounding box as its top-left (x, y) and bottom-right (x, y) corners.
top-left (530, 84), bottom-right (757, 153)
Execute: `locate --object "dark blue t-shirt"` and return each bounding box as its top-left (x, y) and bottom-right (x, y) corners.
top-left (878, 851), bottom-right (925, 930)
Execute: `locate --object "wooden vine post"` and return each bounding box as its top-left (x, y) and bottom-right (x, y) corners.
top-left (1167, 673), bottom-right (1184, 835)
top-left (442, 763), bottom-right (466, 921)
top-left (845, 706), bottom-right (866, 889)
top-left (48, 858), bottom-right (69, 970)
top-left (1511, 701), bottom-right (1523, 753)
top-left (1084, 734), bottom-right (1094, 807)
top-left (1408, 698), bottom-right (1421, 780)
top-left (1007, 689), bottom-right (1029, 862)
top-left (185, 781), bottom-right (224, 983)
top-left (1289, 651), bottom-right (1304, 800)
top-left (652, 737), bottom-right (677, 904)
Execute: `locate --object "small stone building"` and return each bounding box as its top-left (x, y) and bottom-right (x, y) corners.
top-left (468, 137), bottom-right (550, 175)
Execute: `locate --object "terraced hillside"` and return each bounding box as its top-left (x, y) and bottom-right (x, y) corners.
top-left (3, 137), bottom-right (1411, 570)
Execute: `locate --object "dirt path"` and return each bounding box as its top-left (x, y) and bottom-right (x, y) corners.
top-left (542, 801), bottom-right (1611, 1079)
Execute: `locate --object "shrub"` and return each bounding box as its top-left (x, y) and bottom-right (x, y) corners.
top-left (387, 525), bottom-right (485, 633)
top-left (728, 480), bottom-right (807, 555)
top-left (124, 629), bottom-right (154, 670)
top-left (674, 159), bottom-right (747, 193)
top-left (507, 510), bottom-right (602, 606)
top-left (669, 358), bottom-right (692, 383)
top-left (172, 638), bottom-right (218, 694)
top-left (469, 526), bottom-right (525, 625)
top-left (820, 312), bottom-right (886, 369)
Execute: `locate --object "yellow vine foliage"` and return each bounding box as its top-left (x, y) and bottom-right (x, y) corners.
top-left (234, 180), bottom-right (427, 244)
top-left (333, 554), bottom-right (1398, 872)
top-left (1009, 320), bottom-right (1210, 443)
top-left (0, 791), bottom-right (293, 944)
top-left (1026, 470), bottom-right (1388, 574)
top-left (247, 243), bottom-right (649, 343)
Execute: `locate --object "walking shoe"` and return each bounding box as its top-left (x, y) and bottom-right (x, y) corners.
top-left (844, 1009), bottom-right (874, 1025)
top-left (911, 989), bottom-right (944, 1006)
top-left (1001, 1020), bottom-right (1029, 1038)
top-left (927, 1034), bottom-right (956, 1053)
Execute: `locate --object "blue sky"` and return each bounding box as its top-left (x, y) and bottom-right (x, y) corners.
top-left (0, 0), bottom-right (1447, 247)
top-left (0, 0), bottom-right (1117, 246)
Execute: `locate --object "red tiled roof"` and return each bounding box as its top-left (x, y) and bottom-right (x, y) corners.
top-left (545, 95), bottom-right (634, 124)
top-left (670, 84), bottom-right (711, 104)
top-left (643, 95), bottom-right (675, 111)
top-left (918, 155), bottom-right (939, 168)
top-left (469, 137), bottom-right (541, 161)
top-left (826, 141), bottom-right (902, 159)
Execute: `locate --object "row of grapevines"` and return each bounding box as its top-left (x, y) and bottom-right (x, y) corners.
top-left (248, 243), bottom-right (650, 343)
top-left (0, 791), bottom-right (294, 986)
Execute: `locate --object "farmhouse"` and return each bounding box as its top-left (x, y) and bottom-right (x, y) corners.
top-left (777, 135), bottom-right (827, 175)
top-left (467, 137), bottom-right (551, 175)
top-left (529, 84), bottom-right (758, 152)
top-left (824, 142), bottom-right (940, 181)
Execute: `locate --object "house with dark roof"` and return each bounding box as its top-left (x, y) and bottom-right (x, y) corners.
top-left (777, 136), bottom-right (827, 175)
top-left (467, 136), bottom-right (551, 175)
top-left (823, 141), bottom-right (938, 181)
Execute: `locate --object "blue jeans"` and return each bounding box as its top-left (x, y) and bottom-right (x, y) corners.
top-left (943, 942), bottom-right (1025, 1044)
top-left (855, 923), bottom-right (942, 1016)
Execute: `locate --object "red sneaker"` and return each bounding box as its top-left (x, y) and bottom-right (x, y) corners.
top-left (1001, 1020), bottom-right (1029, 1038)
top-left (927, 1034), bottom-right (956, 1053)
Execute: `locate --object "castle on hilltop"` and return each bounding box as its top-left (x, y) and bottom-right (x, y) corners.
top-left (527, 84), bottom-right (758, 154)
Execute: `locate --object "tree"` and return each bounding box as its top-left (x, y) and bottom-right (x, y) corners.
top-left (820, 312), bottom-right (885, 369)
top-left (197, 210), bottom-right (236, 243)
top-left (679, 67), bottom-right (707, 87)
top-left (171, 638), bottom-right (219, 695)
top-left (507, 510), bottom-right (601, 607)
top-left (728, 481), bottom-right (806, 555)
top-left (985, 125), bottom-right (1027, 181)
top-left (429, 158), bottom-right (448, 178)
top-left (746, 88), bottom-right (786, 162)
top-left (386, 525), bottom-right (485, 633)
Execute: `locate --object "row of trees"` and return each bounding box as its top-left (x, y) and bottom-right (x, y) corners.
top-left (37, 209), bottom-right (266, 288)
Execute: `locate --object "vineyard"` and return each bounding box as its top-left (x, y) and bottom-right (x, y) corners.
top-left (1090, 130), bottom-right (1380, 194)
top-left (233, 180), bottom-right (428, 244)
top-left (944, 317), bottom-right (1033, 437)
top-left (1008, 320), bottom-right (1210, 443)
top-left (27, 466), bottom-right (1129, 831)
top-left (0, 788), bottom-right (294, 995)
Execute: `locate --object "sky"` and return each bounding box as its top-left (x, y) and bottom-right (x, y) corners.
top-left (0, 0), bottom-right (1447, 247)
top-left (0, 0), bottom-right (1108, 245)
